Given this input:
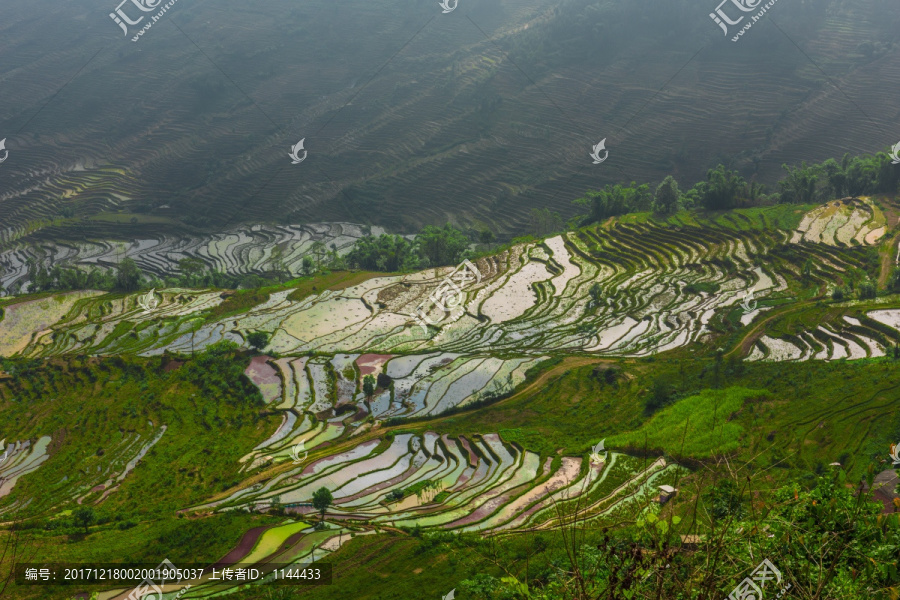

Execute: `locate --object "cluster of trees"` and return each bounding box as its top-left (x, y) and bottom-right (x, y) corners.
top-left (24, 256), bottom-right (145, 293)
top-left (346, 224), bottom-right (470, 272)
top-left (14, 224), bottom-right (476, 295)
top-left (575, 149), bottom-right (900, 222)
top-left (831, 278), bottom-right (879, 301)
top-left (20, 256), bottom-right (279, 295)
top-left (176, 341), bottom-right (264, 406)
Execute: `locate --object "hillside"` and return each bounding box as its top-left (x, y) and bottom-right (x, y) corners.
top-left (0, 200), bottom-right (899, 599)
top-left (1, 0), bottom-right (898, 243)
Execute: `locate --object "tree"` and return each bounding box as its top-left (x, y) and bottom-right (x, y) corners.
top-left (858, 280), bottom-right (876, 300)
top-left (588, 282), bottom-right (603, 308)
top-left (703, 479), bottom-right (744, 522)
top-left (415, 224), bottom-right (470, 267)
top-left (889, 269), bottom-right (900, 293)
top-left (346, 234), bottom-right (419, 272)
top-left (779, 162), bottom-right (819, 204)
top-left (652, 176), bottom-right (680, 215)
top-left (574, 182), bottom-right (652, 223)
top-left (603, 367), bottom-right (617, 385)
top-left (845, 156), bottom-right (878, 196)
top-left (73, 507), bottom-right (95, 534)
top-left (576, 323), bottom-right (596, 347)
top-left (310, 241), bottom-right (327, 271)
top-left (744, 180), bottom-right (765, 204)
top-left (311, 487), bottom-right (333, 523)
top-left (529, 208), bottom-right (564, 237)
top-left (178, 258), bottom-right (206, 283)
top-left (698, 165), bottom-right (745, 210)
top-left (822, 157), bottom-right (848, 197)
top-left (269, 245), bottom-right (287, 281)
top-left (645, 375), bottom-right (674, 414)
top-left (246, 331), bottom-right (270, 351)
top-left (115, 258), bottom-right (142, 292)
top-left (801, 259), bottom-right (813, 279)
top-left (301, 256), bottom-right (315, 275)
top-left (362, 374), bottom-right (376, 399)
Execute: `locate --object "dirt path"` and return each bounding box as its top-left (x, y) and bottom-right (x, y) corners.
top-left (727, 300), bottom-right (817, 359)
top-left (876, 197), bottom-right (899, 287)
top-left (877, 231), bottom-right (900, 287)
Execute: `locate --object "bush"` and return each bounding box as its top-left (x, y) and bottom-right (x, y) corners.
top-left (644, 376), bottom-right (675, 414)
top-left (683, 282), bottom-right (720, 295)
top-left (246, 331), bottom-right (270, 351)
top-left (858, 280), bottom-right (877, 299)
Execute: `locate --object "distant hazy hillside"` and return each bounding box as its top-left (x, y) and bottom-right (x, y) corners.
top-left (0, 0), bottom-right (897, 241)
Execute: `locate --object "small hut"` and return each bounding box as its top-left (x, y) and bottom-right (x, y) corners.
top-left (658, 485), bottom-right (678, 504)
top-left (679, 535), bottom-right (703, 550)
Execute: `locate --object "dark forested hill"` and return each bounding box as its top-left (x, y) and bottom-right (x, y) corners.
top-left (0, 0), bottom-right (898, 242)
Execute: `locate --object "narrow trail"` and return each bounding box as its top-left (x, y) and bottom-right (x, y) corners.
top-left (727, 300), bottom-right (818, 359)
top-left (876, 197), bottom-right (899, 287)
top-left (877, 231), bottom-right (900, 287)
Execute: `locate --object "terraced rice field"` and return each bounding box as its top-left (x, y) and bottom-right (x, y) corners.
top-left (0, 223), bottom-right (384, 293)
top-left (116, 430), bottom-right (680, 599)
top-left (0, 425), bottom-right (167, 515)
top-left (3, 202), bottom-right (899, 598)
top-left (748, 309), bottom-right (900, 362)
top-left (4, 203), bottom-right (895, 367)
top-left (791, 197), bottom-right (886, 246)
top-left (193, 432), bottom-right (681, 536)
top-left (0, 436), bottom-right (52, 513)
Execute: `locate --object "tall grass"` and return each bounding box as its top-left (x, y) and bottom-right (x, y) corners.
top-left (606, 387), bottom-right (768, 459)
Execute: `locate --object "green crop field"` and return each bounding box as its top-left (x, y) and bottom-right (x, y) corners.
top-left (1, 197), bottom-right (899, 599)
